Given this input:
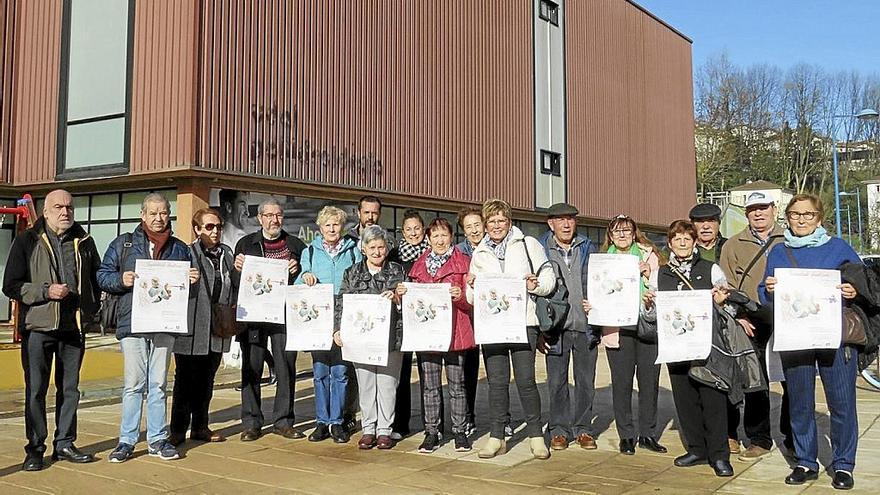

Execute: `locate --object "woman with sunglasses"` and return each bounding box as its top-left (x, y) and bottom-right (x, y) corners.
top-left (169, 208), bottom-right (234, 446)
top-left (583, 215), bottom-right (666, 455)
top-left (760, 194), bottom-right (861, 490)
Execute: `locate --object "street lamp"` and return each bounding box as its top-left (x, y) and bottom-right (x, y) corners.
top-left (833, 108), bottom-right (879, 238)
top-left (840, 189), bottom-right (863, 253)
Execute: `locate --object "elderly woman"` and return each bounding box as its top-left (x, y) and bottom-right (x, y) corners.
top-left (335, 225), bottom-right (406, 450)
top-left (466, 199), bottom-right (556, 460)
top-left (644, 220), bottom-right (733, 477)
top-left (456, 206), bottom-right (485, 435)
top-left (296, 206), bottom-right (362, 444)
top-left (760, 194), bottom-right (861, 490)
top-left (584, 214), bottom-right (666, 455)
top-left (397, 217), bottom-right (475, 453)
top-left (169, 208), bottom-right (234, 447)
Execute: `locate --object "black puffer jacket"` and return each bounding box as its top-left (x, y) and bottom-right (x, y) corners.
top-left (840, 262), bottom-right (880, 371)
top-left (335, 260), bottom-right (406, 351)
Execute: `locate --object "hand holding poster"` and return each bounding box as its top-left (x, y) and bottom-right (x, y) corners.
top-left (340, 294), bottom-right (391, 366)
top-left (772, 268), bottom-right (842, 351)
top-left (474, 273), bottom-right (528, 344)
top-left (401, 283), bottom-right (453, 352)
top-left (131, 259), bottom-right (191, 334)
top-left (587, 253), bottom-right (641, 326)
top-left (236, 255), bottom-right (288, 324)
top-left (285, 284), bottom-right (335, 351)
top-left (655, 290), bottom-right (713, 364)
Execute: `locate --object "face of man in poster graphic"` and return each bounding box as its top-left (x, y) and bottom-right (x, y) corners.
top-left (223, 191), bottom-right (249, 230)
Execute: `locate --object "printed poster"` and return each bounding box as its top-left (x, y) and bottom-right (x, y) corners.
top-left (474, 273), bottom-right (528, 344)
top-left (285, 284), bottom-right (335, 351)
top-left (587, 253), bottom-right (641, 327)
top-left (401, 283), bottom-right (453, 352)
top-left (773, 268), bottom-right (842, 351)
top-left (340, 294), bottom-right (391, 366)
top-left (236, 255), bottom-right (288, 324)
top-left (655, 290), bottom-right (713, 364)
top-left (131, 259), bottom-right (190, 334)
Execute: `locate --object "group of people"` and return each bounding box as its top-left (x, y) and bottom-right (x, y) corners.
top-left (3, 188), bottom-right (867, 491)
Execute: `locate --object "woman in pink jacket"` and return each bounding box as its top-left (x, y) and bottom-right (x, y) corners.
top-left (397, 217), bottom-right (475, 454)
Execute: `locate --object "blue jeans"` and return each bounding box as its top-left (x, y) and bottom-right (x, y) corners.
top-left (781, 345), bottom-right (858, 472)
top-left (312, 346), bottom-right (348, 425)
top-left (119, 335), bottom-right (173, 446)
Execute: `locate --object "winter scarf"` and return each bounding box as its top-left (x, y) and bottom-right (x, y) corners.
top-left (398, 236), bottom-right (430, 263)
top-left (143, 223), bottom-right (171, 259)
top-left (784, 226), bottom-right (831, 248)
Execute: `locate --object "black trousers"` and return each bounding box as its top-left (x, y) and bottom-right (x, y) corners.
top-left (545, 330), bottom-right (598, 439)
top-left (726, 345), bottom-right (792, 449)
top-left (21, 330), bottom-right (85, 456)
top-left (170, 352), bottom-right (222, 435)
top-left (463, 347), bottom-right (480, 426)
top-left (392, 351), bottom-right (426, 434)
top-left (240, 333), bottom-right (298, 429)
top-left (606, 332), bottom-right (660, 440)
top-left (668, 362), bottom-right (729, 463)
top-left (483, 327), bottom-right (542, 439)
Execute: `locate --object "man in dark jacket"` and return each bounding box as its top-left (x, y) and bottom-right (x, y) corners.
top-left (97, 193), bottom-right (197, 464)
top-left (3, 189), bottom-right (101, 471)
top-left (232, 198), bottom-right (307, 441)
top-left (690, 203), bottom-right (726, 262)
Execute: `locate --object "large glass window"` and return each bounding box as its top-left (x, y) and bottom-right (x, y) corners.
top-left (75, 189), bottom-right (177, 257)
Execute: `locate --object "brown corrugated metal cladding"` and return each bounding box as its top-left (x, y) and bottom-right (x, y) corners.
top-left (7, 0), bottom-right (62, 185)
top-left (197, 0), bottom-right (535, 209)
top-left (566, 0), bottom-right (695, 227)
top-left (0, 0), bottom-right (10, 184)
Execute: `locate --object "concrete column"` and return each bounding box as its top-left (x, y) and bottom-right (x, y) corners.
top-left (175, 180), bottom-right (210, 243)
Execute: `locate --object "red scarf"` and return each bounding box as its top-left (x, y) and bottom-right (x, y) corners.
top-left (143, 222), bottom-right (171, 259)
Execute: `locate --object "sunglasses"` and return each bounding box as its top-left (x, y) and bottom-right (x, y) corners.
top-left (202, 223), bottom-right (222, 231)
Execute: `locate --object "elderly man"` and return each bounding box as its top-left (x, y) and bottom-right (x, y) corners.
top-left (98, 193), bottom-right (198, 463)
top-left (538, 203), bottom-right (600, 451)
top-left (232, 198), bottom-right (307, 441)
top-left (3, 190), bottom-right (101, 471)
top-left (689, 203), bottom-right (725, 262)
top-left (718, 191), bottom-right (790, 458)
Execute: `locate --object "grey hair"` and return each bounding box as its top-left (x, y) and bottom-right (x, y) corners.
top-left (141, 193), bottom-right (171, 213)
top-left (257, 197), bottom-right (283, 215)
top-left (361, 225), bottom-right (393, 248)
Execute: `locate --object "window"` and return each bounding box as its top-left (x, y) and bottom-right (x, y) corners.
top-left (540, 150), bottom-right (562, 177)
top-left (539, 0), bottom-right (559, 26)
top-left (73, 189), bottom-right (177, 256)
top-left (57, 0), bottom-right (133, 177)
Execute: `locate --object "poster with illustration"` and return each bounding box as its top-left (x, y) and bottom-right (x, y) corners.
top-left (655, 290), bottom-right (713, 364)
top-left (587, 253), bottom-right (641, 326)
top-left (236, 255), bottom-right (288, 324)
top-left (285, 284), bottom-right (335, 351)
top-left (474, 273), bottom-right (528, 344)
top-left (131, 259), bottom-right (190, 334)
top-left (340, 294), bottom-right (391, 366)
top-left (773, 268), bottom-right (842, 351)
top-left (401, 283), bottom-right (453, 352)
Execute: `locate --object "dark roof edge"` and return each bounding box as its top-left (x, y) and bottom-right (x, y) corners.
top-left (625, 0), bottom-right (693, 44)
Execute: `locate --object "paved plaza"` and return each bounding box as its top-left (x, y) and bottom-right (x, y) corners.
top-left (0, 338), bottom-right (878, 494)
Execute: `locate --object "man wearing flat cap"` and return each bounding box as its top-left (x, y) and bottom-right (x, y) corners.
top-left (537, 203), bottom-right (600, 451)
top-left (688, 203), bottom-right (725, 262)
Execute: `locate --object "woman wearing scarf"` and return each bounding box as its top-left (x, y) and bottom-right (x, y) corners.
top-left (643, 220), bottom-right (734, 477)
top-left (760, 194), bottom-right (861, 490)
top-left (583, 215), bottom-right (666, 455)
top-left (466, 199), bottom-right (556, 459)
top-left (396, 218), bottom-right (475, 453)
top-left (390, 209), bottom-right (431, 439)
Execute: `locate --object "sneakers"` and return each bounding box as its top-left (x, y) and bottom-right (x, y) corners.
top-left (418, 433), bottom-right (440, 453)
top-left (389, 431), bottom-right (404, 441)
top-left (504, 424), bottom-right (514, 437)
top-left (108, 443), bottom-right (134, 463)
top-left (738, 445), bottom-right (771, 461)
top-left (464, 422), bottom-right (477, 437)
top-left (454, 432), bottom-right (472, 452)
top-left (148, 440), bottom-right (180, 461)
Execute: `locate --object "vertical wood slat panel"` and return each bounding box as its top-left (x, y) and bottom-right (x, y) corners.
top-left (0, 0), bottom-right (10, 183)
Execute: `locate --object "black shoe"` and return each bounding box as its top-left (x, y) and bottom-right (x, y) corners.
top-left (330, 424), bottom-right (350, 444)
top-left (618, 438), bottom-right (636, 455)
top-left (785, 466), bottom-right (819, 485)
top-left (418, 433), bottom-right (440, 453)
top-left (711, 460), bottom-right (734, 477)
top-left (638, 436), bottom-right (667, 453)
top-left (831, 470), bottom-right (854, 490)
top-left (674, 453), bottom-right (707, 467)
top-left (51, 445), bottom-right (96, 463)
top-left (343, 416), bottom-right (359, 434)
top-left (22, 454), bottom-right (44, 472)
top-left (240, 428), bottom-right (262, 442)
top-left (309, 424), bottom-right (331, 442)
top-left (274, 426), bottom-right (305, 439)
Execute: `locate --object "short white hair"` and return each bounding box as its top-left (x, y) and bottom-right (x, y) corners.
top-left (361, 225), bottom-right (393, 248)
top-left (257, 198), bottom-right (283, 215)
top-left (316, 205), bottom-right (347, 226)
top-left (141, 193), bottom-right (171, 213)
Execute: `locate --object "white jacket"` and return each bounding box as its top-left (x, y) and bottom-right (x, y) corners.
top-left (467, 226), bottom-right (556, 326)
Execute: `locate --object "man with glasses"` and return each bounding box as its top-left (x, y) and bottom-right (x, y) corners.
top-left (232, 198), bottom-right (307, 441)
top-left (689, 203), bottom-right (725, 262)
top-left (718, 191), bottom-right (790, 458)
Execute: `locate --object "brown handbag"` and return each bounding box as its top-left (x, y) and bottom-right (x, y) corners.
top-left (210, 303), bottom-right (240, 338)
top-left (842, 307), bottom-right (867, 346)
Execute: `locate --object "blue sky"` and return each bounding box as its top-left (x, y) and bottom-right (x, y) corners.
top-left (634, 0), bottom-right (880, 75)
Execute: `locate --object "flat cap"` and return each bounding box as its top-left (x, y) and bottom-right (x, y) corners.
top-left (546, 202), bottom-right (579, 218)
top-left (688, 203), bottom-right (721, 220)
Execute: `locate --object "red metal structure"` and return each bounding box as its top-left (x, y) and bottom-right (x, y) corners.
top-left (1, 193), bottom-right (36, 342)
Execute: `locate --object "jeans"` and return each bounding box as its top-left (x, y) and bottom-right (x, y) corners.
top-left (119, 335), bottom-right (174, 446)
top-left (482, 327), bottom-right (542, 439)
top-left (545, 329), bottom-right (598, 439)
top-left (312, 346), bottom-right (348, 426)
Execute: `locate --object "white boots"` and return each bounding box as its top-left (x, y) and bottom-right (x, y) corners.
top-left (478, 437), bottom-right (507, 458)
top-left (529, 437), bottom-right (550, 459)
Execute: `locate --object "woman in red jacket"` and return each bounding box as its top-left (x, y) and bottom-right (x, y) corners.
top-left (397, 217), bottom-right (475, 454)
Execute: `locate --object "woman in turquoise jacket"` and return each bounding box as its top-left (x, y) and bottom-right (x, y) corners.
top-left (296, 206), bottom-right (362, 443)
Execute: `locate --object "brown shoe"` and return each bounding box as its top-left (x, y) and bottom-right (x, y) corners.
top-left (240, 428), bottom-right (261, 442)
top-left (357, 434), bottom-right (377, 449)
top-left (376, 435), bottom-right (395, 450)
top-left (577, 433), bottom-right (597, 450)
top-left (168, 432), bottom-right (186, 447)
top-left (738, 445), bottom-right (770, 461)
top-left (728, 438), bottom-right (741, 455)
top-left (550, 435), bottom-right (569, 450)
top-left (192, 429), bottom-right (225, 443)
top-left (274, 426), bottom-right (306, 440)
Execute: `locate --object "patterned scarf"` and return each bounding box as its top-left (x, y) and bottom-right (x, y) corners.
top-left (486, 229), bottom-right (514, 260)
top-left (426, 249), bottom-right (454, 277)
top-left (323, 239), bottom-right (342, 258)
top-left (667, 250), bottom-right (696, 281)
top-left (398, 236), bottom-right (430, 263)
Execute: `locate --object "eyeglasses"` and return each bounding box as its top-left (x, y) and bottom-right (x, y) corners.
top-left (260, 213), bottom-right (284, 220)
top-left (202, 223), bottom-right (222, 231)
top-left (786, 211), bottom-right (818, 221)
top-left (612, 228), bottom-right (633, 236)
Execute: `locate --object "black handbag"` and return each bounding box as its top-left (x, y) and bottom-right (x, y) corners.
top-left (99, 234), bottom-right (131, 333)
top-left (636, 316), bottom-right (657, 343)
top-left (194, 248), bottom-right (242, 339)
top-left (524, 243), bottom-right (570, 336)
